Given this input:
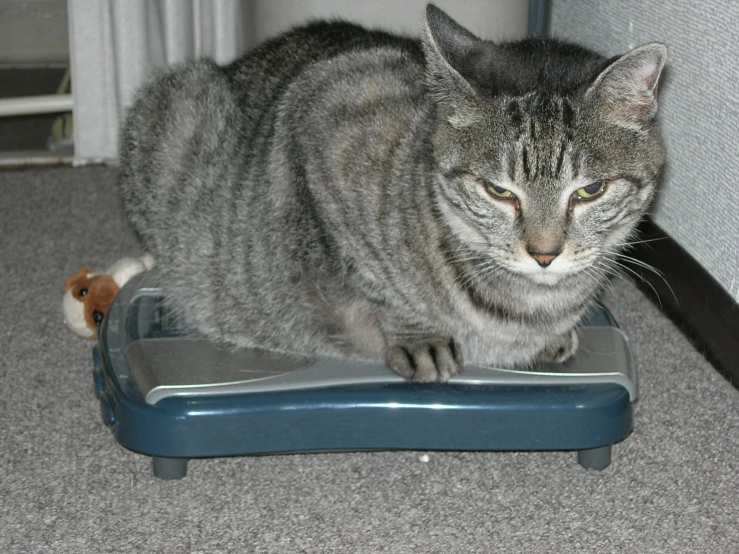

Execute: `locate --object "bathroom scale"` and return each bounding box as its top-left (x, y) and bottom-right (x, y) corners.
top-left (93, 272), bottom-right (637, 479)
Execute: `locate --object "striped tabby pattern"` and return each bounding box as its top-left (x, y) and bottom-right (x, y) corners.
top-left (119, 5), bottom-right (666, 381)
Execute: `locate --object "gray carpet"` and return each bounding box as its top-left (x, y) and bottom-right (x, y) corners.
top-left (1, 166), bottom-right (737, 554)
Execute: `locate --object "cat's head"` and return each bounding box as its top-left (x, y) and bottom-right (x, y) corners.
top-left (423, 4), bottom-right (666, 286)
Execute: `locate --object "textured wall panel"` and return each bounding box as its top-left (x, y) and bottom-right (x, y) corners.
top-left (551, 0), bottom-right (739, 301)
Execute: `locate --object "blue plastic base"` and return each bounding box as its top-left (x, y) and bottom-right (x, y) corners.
top-left (93, 275), bottom-right (635, 478)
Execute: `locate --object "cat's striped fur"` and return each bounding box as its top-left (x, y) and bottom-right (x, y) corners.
top-left (120, 5), bottom-right (666, 381)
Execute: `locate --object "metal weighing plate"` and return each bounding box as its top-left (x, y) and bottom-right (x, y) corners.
top-left (93, 272), bottom-right (637, 477)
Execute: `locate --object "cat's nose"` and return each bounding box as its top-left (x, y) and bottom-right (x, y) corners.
top-left (527, 248), bottom-right (561, 268)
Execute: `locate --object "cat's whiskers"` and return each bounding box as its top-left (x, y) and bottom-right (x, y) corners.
top-left (613, 236), bottom-right (668, 248)
top-left (607, 249), bottom-right (678, 306)
top-left (593, 260), bottom-right (638, 302)
top-left (437, 238), bottom-right (511, 290)
top-left (459, 260), bottom-right (507, 290)
top-left (582, 265), bottom-right (616, 299)
top-left (596, 256), bottom-right (670, 310)
top-left (458, 262), bottom-right (498, 289)
top-left (613, 252), bottom-right (666, 277)
top-left (478, 265), bottom-right (507, 284)
top-left (444, 253), bottom-right (487, 265)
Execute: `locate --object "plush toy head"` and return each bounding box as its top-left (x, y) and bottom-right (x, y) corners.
top-left (63, 268), bottom-right (119, 338)
top-left (62, 255), bottom-right (155, 339)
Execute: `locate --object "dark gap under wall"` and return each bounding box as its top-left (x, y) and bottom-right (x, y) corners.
top-left (625, 218), bottom-right (739, 390)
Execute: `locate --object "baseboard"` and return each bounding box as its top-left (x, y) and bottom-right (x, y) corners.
top-left (626, 218), bottom-right (739, 389)
top-left (0, 150), bottom-right (73, 169)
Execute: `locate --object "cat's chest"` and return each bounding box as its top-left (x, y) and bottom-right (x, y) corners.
top-left (441, 279), bottom-right (584, 349)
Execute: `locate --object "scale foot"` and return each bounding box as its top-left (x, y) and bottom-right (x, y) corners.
top-left (152, 456), bottom-right (189, 479)
top-left (577, 445), bottom-right (612, 470)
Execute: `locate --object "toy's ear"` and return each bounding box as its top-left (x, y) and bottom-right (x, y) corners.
top-left (64, 267), bottom-right (95, 294)
top-left (108, 256), bottom-right (151, 288)
top-left (84, 276), bottom-right (120, 332)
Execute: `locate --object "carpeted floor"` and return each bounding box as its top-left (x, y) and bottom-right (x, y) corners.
top-left (1, 166), bottom-right (737, 554)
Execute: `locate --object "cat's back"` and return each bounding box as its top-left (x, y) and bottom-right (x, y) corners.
top-left (119, 21), bottom-right (423, 247)
top-left (224, 20), bottom-right (424, 93)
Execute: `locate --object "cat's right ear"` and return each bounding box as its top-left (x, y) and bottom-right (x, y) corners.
top-left (422, 4), bottom-right (482, 127)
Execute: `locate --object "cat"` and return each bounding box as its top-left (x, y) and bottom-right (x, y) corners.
top-left (119, 4), bottom-right (666, 382)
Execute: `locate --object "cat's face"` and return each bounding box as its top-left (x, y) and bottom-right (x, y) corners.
top-left (423, 5), bottom-right (666, 286)
top-left (432, 91), bottom-right (665, 285)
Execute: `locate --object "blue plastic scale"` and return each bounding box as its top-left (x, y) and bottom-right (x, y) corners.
top-left (93, 272), bottom-right (637, 479)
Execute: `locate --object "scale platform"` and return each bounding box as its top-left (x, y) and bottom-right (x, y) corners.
top-left (93, 273), bottom-right (637, 479)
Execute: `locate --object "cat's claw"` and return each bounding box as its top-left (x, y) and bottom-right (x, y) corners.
top-left (385, 338), bottom-right (463, 383)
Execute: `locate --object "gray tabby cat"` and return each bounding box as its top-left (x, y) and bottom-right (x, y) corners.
top-left (119, 4), bottom-right (666, 382)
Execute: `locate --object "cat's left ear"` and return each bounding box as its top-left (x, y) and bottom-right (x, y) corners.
top-left (586, 43), bottom-right (667, 127)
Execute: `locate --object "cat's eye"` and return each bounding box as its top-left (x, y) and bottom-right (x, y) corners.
top-left (485, 183), bottom-right (517, 200)
top-left (574, 180), bottom-right (608, 201)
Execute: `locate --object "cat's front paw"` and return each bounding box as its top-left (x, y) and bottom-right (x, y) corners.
top-left (542, 329), bottom-right (579, 364)
top-left (385, 338), bottom-right (463, 383)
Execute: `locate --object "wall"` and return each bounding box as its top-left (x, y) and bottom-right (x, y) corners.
top-left (551, 0), bottom-right (739, 301)
top-left (0, 0), bottom-right (68, 65)
top-left (248, 0), bottom-right (527, 43)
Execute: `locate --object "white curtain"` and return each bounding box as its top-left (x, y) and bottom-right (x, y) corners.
top-left (68, 0), bottom-right (248, 163)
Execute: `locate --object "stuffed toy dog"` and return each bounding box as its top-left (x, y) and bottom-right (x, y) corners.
top-left (63, 254), bottom-right (154, 338)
